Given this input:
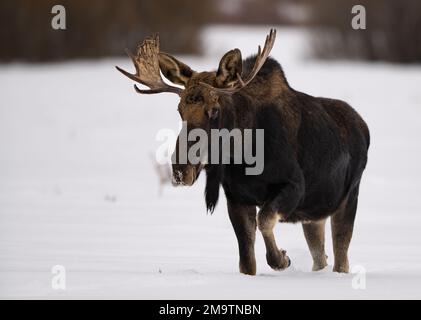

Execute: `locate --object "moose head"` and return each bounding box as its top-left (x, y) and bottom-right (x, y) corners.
top-left (116, 30), bottom-right (276, 187)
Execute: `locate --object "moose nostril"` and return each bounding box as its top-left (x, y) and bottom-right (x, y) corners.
top-left (172, 170), bottom-right (184, 186)
top-left (176, 170), bottom-right (183, 181)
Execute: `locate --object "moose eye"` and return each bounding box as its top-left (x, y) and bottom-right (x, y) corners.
top-left (186, 94), bottom-right (203, 104)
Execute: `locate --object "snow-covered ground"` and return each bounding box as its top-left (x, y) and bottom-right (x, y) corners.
top-left (1, 26), bottom-right (421, 299)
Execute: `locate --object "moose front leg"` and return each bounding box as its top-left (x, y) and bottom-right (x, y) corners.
top-left (258, 207), bottom-right (290, 270)
top-left (227, 201), bottom-right (257, 275)
top-left (257, 180), bottom-right (303, 271)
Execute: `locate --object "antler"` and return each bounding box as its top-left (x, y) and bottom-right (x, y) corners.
top-left (201, 29), bottom-right (276, 94)
top-left (115, 33), bottom-right (182, 95)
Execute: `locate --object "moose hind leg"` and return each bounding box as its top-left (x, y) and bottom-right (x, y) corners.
top-left (331, 186), bottom-right (359, 273)
top-left (302, 219), bottom-right (328, 271)
top-left (257, 209), bottom-right (290, 270)
top-left (227, 201), bottom-right (257, 275)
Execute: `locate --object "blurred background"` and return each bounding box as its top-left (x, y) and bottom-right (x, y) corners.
top-left (1, 0), bottom-right (421, 63)
top-left (1, 0), bottom-right (421, 299)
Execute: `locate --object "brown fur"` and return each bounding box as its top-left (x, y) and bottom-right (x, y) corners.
top-left (141, 38), bottom-right (369, 275)
top-left (118, 32), bottom-right (369, 274)
top-left (302, 219), bottom-right (328, 271)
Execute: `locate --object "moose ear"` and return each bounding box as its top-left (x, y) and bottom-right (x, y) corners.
top-left (216, 49), bottom-right (242, 87)
top-left (158, 52), bottom-right (194, 86)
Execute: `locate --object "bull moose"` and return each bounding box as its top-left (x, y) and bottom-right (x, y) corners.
top-left (116, 30), bottom-right (369, 275)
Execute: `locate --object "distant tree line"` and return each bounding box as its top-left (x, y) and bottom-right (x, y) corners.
top-left (1, 0), bottom-right (419, 63)
top-left (0, 0), bottom-right (214, 62)
top-left (306, 0), bottom-right (421, 63)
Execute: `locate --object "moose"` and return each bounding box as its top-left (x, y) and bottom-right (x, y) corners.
top-left (116, 30), bottom-right (369, 275)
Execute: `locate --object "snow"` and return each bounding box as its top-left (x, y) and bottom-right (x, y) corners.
top-left (1, 26), bottom-right (421, 299)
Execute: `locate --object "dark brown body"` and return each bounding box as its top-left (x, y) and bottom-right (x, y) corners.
top-left (201, 56), bottom-right (370, 274)
top-left (117, 32), bottom-right (369, 275)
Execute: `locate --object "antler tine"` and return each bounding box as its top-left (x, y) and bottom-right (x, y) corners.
top-left (244, 28), bottom-right (275, 80)
top-left (200, 29), bottom-right (276, 94)
top-left (115, 33), bottom-right (182, 96)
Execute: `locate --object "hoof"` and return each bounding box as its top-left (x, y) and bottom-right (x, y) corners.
top-left (312, 255), bottom-right (328, 271)
top-left (312, 262), bottom-right (327, 271)
top-left (267, 250), bottom-right (290, 271)
top-left (239, 264), bottom-right (256, 276)
top-left (333, 265), bottom-right (349, 273)
top-left (333, 259), bottom-right (349, 273)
